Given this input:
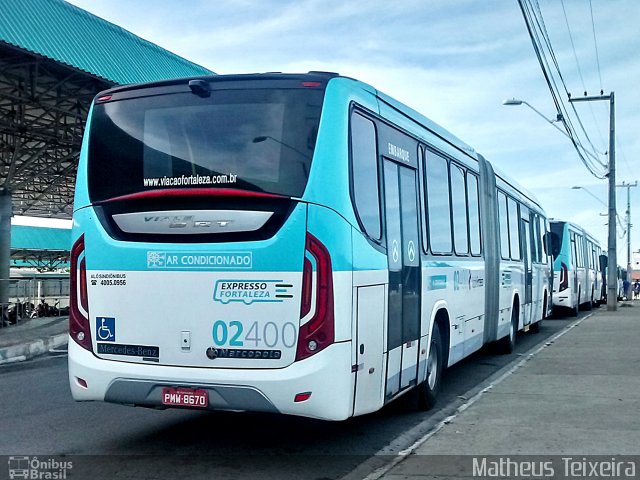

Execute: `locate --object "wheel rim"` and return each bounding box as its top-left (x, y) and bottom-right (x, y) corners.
top-left (427, 343), bottom-right (438, 390)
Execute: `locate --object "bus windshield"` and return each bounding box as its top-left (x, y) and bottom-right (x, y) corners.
top-left (88, 87), bottom-right (324, 202)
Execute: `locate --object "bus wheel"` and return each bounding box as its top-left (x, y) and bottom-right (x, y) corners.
top-left (570, 289), bottom-right (580, 317)
top-left (531, 296), bottom-right (546, 333)
top-left (498, 305), bottom-right (517, 354)
top-left (418, 322), bottom-right (443, 410)
top-left (586, 289), bottom-right (595, 310)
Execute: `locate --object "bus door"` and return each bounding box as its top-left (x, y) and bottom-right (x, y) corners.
top-left (520, 210), bottom-right (533, 325)
top-left (382, 159), bottom-right (421, 399)
top-left (570, 233), bottom-right (579, 301)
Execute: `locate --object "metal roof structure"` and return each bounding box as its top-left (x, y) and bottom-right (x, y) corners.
top-left (0, 0), bottom-right (214, 218)
top-left (10, 225), bottom-right (71, 270)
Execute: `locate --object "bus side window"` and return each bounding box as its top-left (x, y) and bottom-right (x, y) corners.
top-left (577, 235), bottom-right (584, 267)
top-left (543, 218), bottom-right (551, 262)
top-left (418, 147), bottom-right (429, 253)
top-left (570, 233), bottom-right (577, 265)
top-left (498, 191), bottom-right (510, 259)
top-left (350, 112), bottom-right (381, 240)
top-left (531, 214), bottom-right (540, 263)
top-left (425, 152), bottom-right (452, 254)
top-left (538, 216), bottom-right (546, 263)
top-left (507, 197), bottom-right (520, 260)
top-left (450, 164), bottom-right (468, 255)
top-left (467, 172), bottom-right (481, 256)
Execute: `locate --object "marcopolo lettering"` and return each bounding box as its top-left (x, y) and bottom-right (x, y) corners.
top-left (214, 348), bottom-right (282, 360)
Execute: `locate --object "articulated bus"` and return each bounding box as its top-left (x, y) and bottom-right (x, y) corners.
top-left (549, 220), bottom-right (605, 314)
top-left (69, 72), bottom-right (552, 421)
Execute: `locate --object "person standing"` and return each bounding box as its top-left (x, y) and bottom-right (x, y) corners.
top-left (623, 278), bottom-right (631, 300)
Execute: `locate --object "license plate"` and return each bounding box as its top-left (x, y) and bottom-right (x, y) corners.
top-left (161, 387), bottom-right (208, 408)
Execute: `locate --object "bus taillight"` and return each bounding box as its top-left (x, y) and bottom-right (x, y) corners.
top-left (69, 235), bottom-right (92, 351)
top-left (296, 233), bottom-right (334, 361)
top-left (300, 256), bottom-right (313, 319)
top-left (559, 262), bottom-right (569, 291)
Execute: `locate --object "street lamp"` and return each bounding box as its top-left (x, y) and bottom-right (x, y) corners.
top-left (502, 98), bottom-right (569, 139)
top-left (252, 135), bottom-right (310, 176)
top-left (571, 185), bottom-right (606, 208)
top-left (252, 136), bottom-right (310, 159)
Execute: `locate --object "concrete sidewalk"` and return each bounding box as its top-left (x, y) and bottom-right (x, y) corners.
top-left (0, 315), bottom-right (68, 365)
top-left (375, 304), bottom-right (640, 479)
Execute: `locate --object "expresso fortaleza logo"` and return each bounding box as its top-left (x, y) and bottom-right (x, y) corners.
top-left (213, 280), bottom-right (293, 305)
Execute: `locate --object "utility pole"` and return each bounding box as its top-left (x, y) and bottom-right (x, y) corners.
top-left (0, 190), bottom-right (11, 316)
top-left (569, 92), bottom-right (616, 311)
top-left (617, 181), bottom-right (638, 283)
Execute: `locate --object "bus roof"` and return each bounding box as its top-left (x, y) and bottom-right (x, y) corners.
top-left (93, 71), bottom-right (340, 98)
top-left (549, 219), bottom-right (602, 245)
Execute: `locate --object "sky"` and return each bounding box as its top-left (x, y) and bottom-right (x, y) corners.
top-left (29, 0), bottom-right (639, 263)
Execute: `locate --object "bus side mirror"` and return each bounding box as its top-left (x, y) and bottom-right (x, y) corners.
top-left (599, 254), bottom-right (608, 271)
top-left (544, 232), bottom-right (560, 259)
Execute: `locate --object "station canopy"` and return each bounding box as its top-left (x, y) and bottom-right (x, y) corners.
top-left (10, 225), bottom-right (71, 271)
top-left (0, 0), bottom-right (215, 219)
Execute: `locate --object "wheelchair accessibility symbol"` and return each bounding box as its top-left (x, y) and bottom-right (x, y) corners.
top-left (96, 317), bottom-right (116, 342)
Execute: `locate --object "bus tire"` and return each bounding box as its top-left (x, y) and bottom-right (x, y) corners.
top-left (587, 288), bottom-right (595, 310)
top-left (497, 304), bottom-right (518, 354)
top-left (530, 320), bottom-right (541, 333)
top-left (530, 296), bottom-right (546, 334)
top-left (570, 289), bottom-right (580, 317)
top-left (418, 322), bottom-right (444, 410)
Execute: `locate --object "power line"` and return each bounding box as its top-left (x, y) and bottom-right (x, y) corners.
top-left (617, 136), bottom-right (634, 178)
top-left (589, 0), bottom-right (604, 91)
top-left (518, 0), bottom-right (608, 179)
top-left (552, 0), bottom-right (607, 159)
top-left (560, 0), bottom-right (608, 155)
top-left (560, 0), bottom-right (587, 92)
top-left (587, 0), bottom-right (608, 152)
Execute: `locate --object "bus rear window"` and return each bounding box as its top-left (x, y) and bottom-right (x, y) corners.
top-left (550, 221), bottom-right (565, 248)
top-left (88, 87), bottom-right (324, 202)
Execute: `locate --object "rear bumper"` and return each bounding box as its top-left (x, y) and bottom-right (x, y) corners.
top-left (68, 338), bottom-right (354, 421)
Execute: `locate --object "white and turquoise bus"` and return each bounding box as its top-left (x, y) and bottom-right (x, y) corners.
top-left (69, 72), bottom-right (552, 421)
top-left (550, 220), bottom-right (605, 314)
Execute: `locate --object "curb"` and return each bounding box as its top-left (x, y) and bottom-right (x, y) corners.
top-left (0, 333), bottom-right (68, 365)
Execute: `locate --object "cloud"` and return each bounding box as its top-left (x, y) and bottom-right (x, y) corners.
top-left (64, 0), bottom-right (640, 249)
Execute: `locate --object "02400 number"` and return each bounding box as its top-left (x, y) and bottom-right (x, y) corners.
top-left (211, 320), bottom-right (297, 348)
